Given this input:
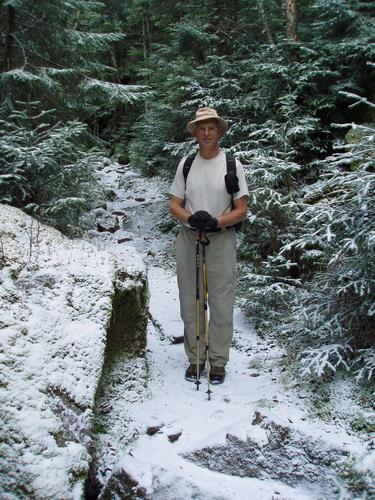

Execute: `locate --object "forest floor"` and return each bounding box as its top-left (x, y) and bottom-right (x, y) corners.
top-left (85, 162), bottom-right (373, 500)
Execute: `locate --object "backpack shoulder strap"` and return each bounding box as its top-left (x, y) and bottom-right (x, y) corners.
top-left (225, 152), bottom-right (242, 231)
top-left (183, 153), bottom-right (197, 182)
top-left (225, 152), bottom-right (237, 178)
top-left (224, 152), bottom-right (240, 195)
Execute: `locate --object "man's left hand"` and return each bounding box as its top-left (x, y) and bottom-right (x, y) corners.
top-left (203, 216), bottom-right (218, 231)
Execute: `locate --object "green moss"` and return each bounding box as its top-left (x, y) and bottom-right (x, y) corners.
top-left (350, 415), bottom-right (375, 433)
top-left (106, 274), bottom-right (149, 359)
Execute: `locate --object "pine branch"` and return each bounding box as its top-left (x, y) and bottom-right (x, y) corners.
top-left (339, 91), bottom-right (375, 109)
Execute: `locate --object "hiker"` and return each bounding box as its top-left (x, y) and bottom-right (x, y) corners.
top-left (169, 107), bottom-right (249, 385)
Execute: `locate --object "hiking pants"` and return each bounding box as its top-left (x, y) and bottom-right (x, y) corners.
top-left (176, 226), bottom-right (236, 367)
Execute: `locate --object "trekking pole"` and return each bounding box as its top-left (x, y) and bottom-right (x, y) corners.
top-left (201, 234), bottom-right (212, 401)
top-left (195, 231), bottom-right (201, 390)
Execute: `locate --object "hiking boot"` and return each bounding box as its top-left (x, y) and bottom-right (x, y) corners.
top-left (171, 335), bottom-right (184, 345)
top-left (209, 366), bottom-right (225, 385)
top-left (185, 363), bottom-right (205, 382)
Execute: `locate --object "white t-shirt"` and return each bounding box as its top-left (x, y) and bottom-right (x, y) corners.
top-left (169, 150), bottom-right (249, 217)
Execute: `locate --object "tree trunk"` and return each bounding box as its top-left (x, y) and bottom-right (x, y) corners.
top-left (142, 10), bottom-right (150, 62)
top-left (257, 0), bottom-right (275, 45)
top-left (283, 0), bottom-right (298, 41)
top-left (4, 6), bottom-right (16, 71)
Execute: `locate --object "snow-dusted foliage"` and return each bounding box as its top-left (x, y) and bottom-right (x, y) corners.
top-left (0, 0), bottom-right (147, 116)
top-left (0, 105), bottom-right (104, 234)
top-left (0, 0), bottom-right (147, 232)
top-left (124, 1), bottom-right (375, 386)
top-left (284, 118), bottom-right (375, 380)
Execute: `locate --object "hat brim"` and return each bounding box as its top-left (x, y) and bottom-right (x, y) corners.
top-left (187, 116), bottom-right (228, 135)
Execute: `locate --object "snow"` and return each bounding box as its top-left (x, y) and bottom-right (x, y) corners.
top-left (0, 203), bottom-right (144, 498)
top-left (1, 162), bottom-right (373, 499)
top-left (100, 265), bottom-right (364, 499)
top-left (90, 163), bottom-right (372, 499)
top-left (355, 451), bottom-right (375, 474)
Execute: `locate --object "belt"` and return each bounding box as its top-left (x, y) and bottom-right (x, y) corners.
top-left (188, 226), bottom-right (231, 233)
top-left (188, 227), bottom-right (221, 233)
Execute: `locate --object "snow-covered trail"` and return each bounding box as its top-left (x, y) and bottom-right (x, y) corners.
top-left (88, 163), bottom-right (368, 500)
top-left (131, 266), bottom-right (311, 499)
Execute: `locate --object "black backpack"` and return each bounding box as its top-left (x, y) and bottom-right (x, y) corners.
top-left (182, 152), bottom-right (242, 231)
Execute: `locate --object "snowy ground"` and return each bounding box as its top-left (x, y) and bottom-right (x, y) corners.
top-left (94, 263), bottom-right (368, 499)
top-left (0, 204), bottom-right (127, 499)
top-left (1, 163), bottom-right (372, 499)
top-left (88, 163), bottom-right (373, 499)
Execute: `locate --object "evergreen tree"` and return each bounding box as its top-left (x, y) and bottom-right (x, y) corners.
top-left (123, 0), bottom-right (375, 385)
top-left (283, 108), bottom-right (375, 381)
top-left (1, 0), bottom-right (374, 385)
top-left (0, 103), bottom-right (105, 234)
top-left (0, 0), bottom-right (147, 231)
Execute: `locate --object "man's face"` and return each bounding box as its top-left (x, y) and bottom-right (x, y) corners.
top-left (193, 119), bottom-right (222, 147)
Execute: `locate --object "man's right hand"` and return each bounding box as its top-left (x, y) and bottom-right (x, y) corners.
top-left (188, 211), bottom-right (218, 231)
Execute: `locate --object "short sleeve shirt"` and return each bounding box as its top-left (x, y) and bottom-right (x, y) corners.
top-left (169, 150), bottom-right (249, 217)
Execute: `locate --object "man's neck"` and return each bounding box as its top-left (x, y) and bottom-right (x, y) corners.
top-left (199, 144), bottom-right (221, 160)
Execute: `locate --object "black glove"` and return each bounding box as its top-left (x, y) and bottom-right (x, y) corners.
top-left (203, 216), bottom-right (218, 231)
top-left (188, 210), bottom-right (218, 231)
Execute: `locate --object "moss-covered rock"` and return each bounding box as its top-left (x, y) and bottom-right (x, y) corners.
top-left (0, 204), bottom-right (148, 499)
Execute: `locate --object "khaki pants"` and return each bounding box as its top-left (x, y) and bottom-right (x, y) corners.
top-left (176, 226), bottom-right (236, 367)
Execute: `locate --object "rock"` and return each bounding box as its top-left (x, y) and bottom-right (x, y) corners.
top-left (252, 411), bottom-right (265, 425)
top-left (93, 207), bottom-right (106, 216)
top-left (106, 264), bottom-right (148, 356)
top-left (183, 410), bottom-right (351, 498)
top-left (105, 188), bottom-right (118, 202)
top-left (0, 204), bottom-right (148, 498)
top-left (100, 468), bottom-right (150, 499)
top-left (135, 197), bottom-right (145, 202)
top-left (146, 424), bottom-right (164, 436)
top-left (168, 431), bottom-right (182, 443)
top-left (157, 218), bottom-right (176, 234)
top-left (171, 335), bottom-right (184, 345)
top-left (96, 159), bottom-right (112, 171)
top-left (97, 215), bottom-right (120, 233)
top-left (112, 210), bottom-right (126, 216)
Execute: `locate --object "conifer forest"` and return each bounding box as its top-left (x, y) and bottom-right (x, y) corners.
top-left (1, 0), bottom-right (374, 389)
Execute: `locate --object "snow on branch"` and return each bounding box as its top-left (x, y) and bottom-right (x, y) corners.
top-left (80, 79), bottom-right (150, 105)
top-left (299, 344), bottom-right (352, 378)
top-left (354, 348), bottom-right (375, 382)
top-left (339, 91), bottom-right (375, 109)
top-left (163, 140), bottom-right (196, 157)
top-left (0, 69), bottom-right (60, 91)
top-left (66, 30), bottom-right (125, 51)
top-left (64, 1), bottom-right (105, 9)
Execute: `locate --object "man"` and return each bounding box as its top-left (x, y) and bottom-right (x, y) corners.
top-left (169, 107), bottom-right (249, 385)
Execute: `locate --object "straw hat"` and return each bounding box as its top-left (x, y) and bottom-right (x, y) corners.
top-left (187, 107), bottom-right (228, 135)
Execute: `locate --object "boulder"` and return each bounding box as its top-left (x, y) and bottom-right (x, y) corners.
top-left (183, 409), bottom-right (353, 498)
top-left (96, 215), bottom-right (120, 233)
top-left (0, 204), bottom-right (148, 499)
